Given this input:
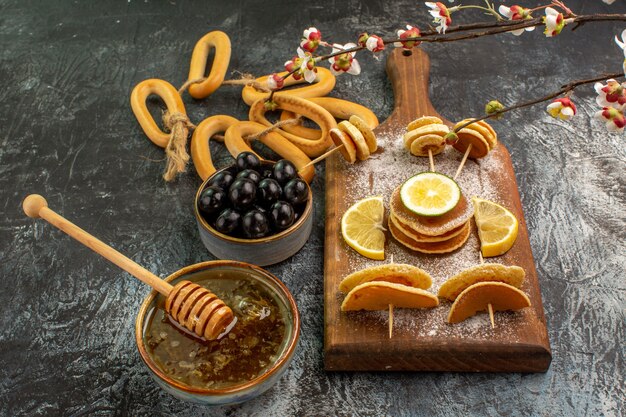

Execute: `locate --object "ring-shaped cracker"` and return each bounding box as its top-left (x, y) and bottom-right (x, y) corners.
top-left (409, 133), bottom-right (445, 157)
top-left (407, 116), bottom-right (443, 132)
top-left (452, 128), bottom-right (490, 159)
top-left (279, 97), bottom-right (379, 140)
top-left (241, 68), bottom-right (336, 106)
top-left (329, 128), bottom-right (357, 164)
top-left (186, 31), bottom-right (231, 99)
top-left (403, 124), bottom-right (449, 150)
top-left (249, 95), bottom-right (335, 157)
top-left (349, 115), bottom-right (377, 153)
top-left (130, 78), bottom-right (187, 148)
top-left (338, 121), bottom-right (369, 161)
top-left (455, 119), bottom-right (497, 150)
top-left (223, 121), bottom-right (315, 183)
top-left (190, 115), bottom-right (239, 180)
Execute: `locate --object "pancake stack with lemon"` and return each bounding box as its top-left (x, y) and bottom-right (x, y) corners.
top-left (388, 172), bottom-right (473, 254)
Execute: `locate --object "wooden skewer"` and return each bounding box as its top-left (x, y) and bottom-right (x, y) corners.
top-left (388, 254), bottom-right (395, 338)
top-left (478, 250), bottom-right (495, 328)
top-left (299, 144), bottom-right (345, 172)
top-left (22, 194), bottom-right (235, 341)
top-left (453, 143), bottom-right (472, 180)
top-left (488, 303), bottom-right (495, 329)
top-left (388, 305), bottom-right (394, 338)
top-left (428, 148), bottom-right (435, 172)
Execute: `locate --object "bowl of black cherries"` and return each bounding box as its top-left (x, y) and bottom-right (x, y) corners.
top-left (194, 152), bottom-right (313, 266)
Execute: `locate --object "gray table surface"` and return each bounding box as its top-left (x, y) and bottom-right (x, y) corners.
top-left (1, 0), bottom-right (624, 415)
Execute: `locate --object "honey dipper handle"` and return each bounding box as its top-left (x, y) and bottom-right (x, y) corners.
top-left (23, 194), bottom-right (173, 296)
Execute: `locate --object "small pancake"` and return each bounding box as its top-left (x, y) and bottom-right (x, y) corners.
top-left (447, 282), bottom-right (531, 324)
top-left (338, 121), bottom-right (370, 161)
top-left (455, 119), bottom-right (497, 150)
top-left (329, 127), bottom-right (357, 164)
top-left (341, 281), bottom-right (439, 311)
top-left (406, 116), bottom-right (443, 132)
top-left (389, 218), bottom-right (471, 254)
top-left (339, 263), bottom-right (432, 293)
top-left (390, 186), bottom-right (474, 236)
top-left (403, 124), bottom-right (449, 150)
top-left (438, 264), bottom-right (526, 301)
top-left (451, 128), bottom-right (490, 159)
top-left (349, 115), bottom-right (377, 153)
top-left (389, 213), bottom-right (467, 242)
top-left (409, 134), bottom-right (446, 157)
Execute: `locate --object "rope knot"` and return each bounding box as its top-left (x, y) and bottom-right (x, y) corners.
top-left (161, 111), bottom-right (196, 182)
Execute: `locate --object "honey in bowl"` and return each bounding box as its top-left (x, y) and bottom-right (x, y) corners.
top-left (143, 266), bottom-right (290, 390)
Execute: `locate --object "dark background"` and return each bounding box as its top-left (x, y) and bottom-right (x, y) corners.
top-left (1, 0), bottom-right (624, 416)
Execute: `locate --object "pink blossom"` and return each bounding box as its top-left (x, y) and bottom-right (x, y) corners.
top-left (267, 73), bottom-right (284, 91)
top-left (595, 107), bottom-right (626, 132)
top-left (594, 79), bottom-right (626, 109)
top-left (546, 97), bottom-right (576, 120)
top-left (498, 5), bottom-right (535, 36)
top-left (393, 25), bottom-right (421, 50)
top-left (328, 43), bottom-right (361, 76)
top-left (300, 27), bottom-right (322, 53)
top-left (425, 2), bottom-right (452, 34)
top-left (543, 7), bottom-right (566, 37)
top-left (284, 48), bottom-right (317, 83)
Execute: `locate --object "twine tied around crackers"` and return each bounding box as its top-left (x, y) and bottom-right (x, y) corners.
top-left (158, 73), bottom-right (296, 182)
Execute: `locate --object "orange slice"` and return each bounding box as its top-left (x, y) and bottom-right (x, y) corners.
top-left (341, 282), bottom-right (439, 311)
top-left (447, 282), bottom-right (531, 324)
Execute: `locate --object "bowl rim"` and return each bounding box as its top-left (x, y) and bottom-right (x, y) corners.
top-left (194, 163), bottom-right (313, 244)
top-left (134, 260), bottom-right (301, 396)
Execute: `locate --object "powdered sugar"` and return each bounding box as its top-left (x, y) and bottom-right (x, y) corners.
top-left (334, 128), bottom-right (530, 340)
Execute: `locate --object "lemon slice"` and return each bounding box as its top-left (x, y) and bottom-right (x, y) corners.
top-left (400, 172), bottom-right (461, 217)
top-left (341, 196), bottom-right (386, 260)
top-left (472, 197), bottom-right (519, 257)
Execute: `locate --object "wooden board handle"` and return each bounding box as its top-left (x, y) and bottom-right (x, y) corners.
top-left (379, 48), bottom-right (448, 130)
top-left (23, 194), bottom-right (173, 296)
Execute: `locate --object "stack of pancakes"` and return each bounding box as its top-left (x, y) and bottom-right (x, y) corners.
top-left (388, 186), bottom-right (474, 254)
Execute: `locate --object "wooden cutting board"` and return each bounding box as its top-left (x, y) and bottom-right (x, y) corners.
top-left (323, 49), bottom-right (551, 372)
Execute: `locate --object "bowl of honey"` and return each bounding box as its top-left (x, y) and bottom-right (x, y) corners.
top-left (135, 260), bottom-right (300, 405)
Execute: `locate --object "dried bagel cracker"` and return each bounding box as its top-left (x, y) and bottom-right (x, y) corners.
top-left (451, 128), bottom-right (490, 159)
top-left (438, 264), bottom-right (525, 301)
top-left (329, 127), bottom-right (357, 163)
top-left (406, 116), bottom-right (443, 132)
top-left (338, 121), bottom-right (370, 161)
top-left (341, 282), bottom-right (439, 311)
top-left (339, 264), bottom-right (432, 293)
top-left (349, 115), bottom-right (377, 153)
top-left (403, 124), bottom-right (449, 150)
top-left (409, 134), bottom-right (446, 157)
top-left (454, 118), bottom-right (497, 150)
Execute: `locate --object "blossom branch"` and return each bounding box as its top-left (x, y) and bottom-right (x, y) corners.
top-left (454, 72), bottom-right (625, 132)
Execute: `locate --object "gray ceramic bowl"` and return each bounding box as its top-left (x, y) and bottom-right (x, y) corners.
top-left (135, 260), bottom-right (300, 406)
top-left (194, 163), bottom-right (313, 266)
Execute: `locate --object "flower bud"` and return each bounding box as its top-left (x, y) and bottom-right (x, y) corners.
top-left (264, 100), bottom-right (278, 112)
top-left (358, 32), bottom-right (369, 48)
top-left (485, 100), bottom-right (505, 119)
top-left (267, 74), bottom-right (284, 91)
top-left (444, 131), bottom-right (459, 145)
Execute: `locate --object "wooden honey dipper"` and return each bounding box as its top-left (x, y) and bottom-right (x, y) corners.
top-left (22, 194), bottom-right (235, 340)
